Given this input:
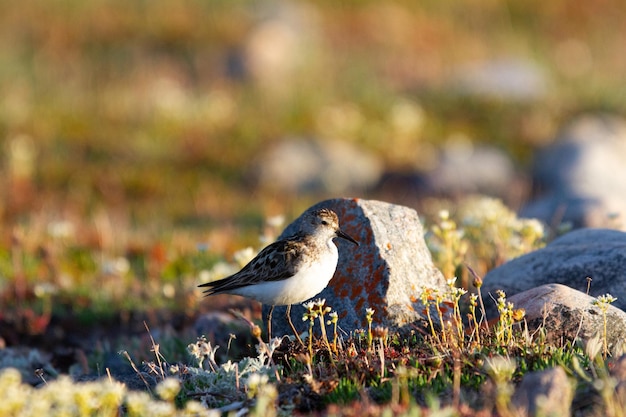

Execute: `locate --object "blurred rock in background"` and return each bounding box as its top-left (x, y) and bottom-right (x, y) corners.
top-left (250, 138), bottom-right (383, 195)
top-left (451, 57), bottom-right (549, 102)
top-left (522, 114), bottom-right (626, 231)
top-left (243, 2), bottom-right (323, 98)
top-left (426, 138), bottom-right (518, 200)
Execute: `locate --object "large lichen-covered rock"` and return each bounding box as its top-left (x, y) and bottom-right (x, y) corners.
top-left (482, 228), bottom-right (626, 312)
top-left (265, 198), bottom-right (447, 336)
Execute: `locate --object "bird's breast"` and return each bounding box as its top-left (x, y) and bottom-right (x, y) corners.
top-left (233, 248), bottom-right (339, 306)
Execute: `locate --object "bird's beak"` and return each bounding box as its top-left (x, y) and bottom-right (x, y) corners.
top-left (337, 229), bottom-right (359, 246)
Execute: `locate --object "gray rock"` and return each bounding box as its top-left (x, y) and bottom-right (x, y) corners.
top-left (511, 366), bottom-right (574, 417)
top-left (265, 198), bottom-right (447, 336)
top-left (251, 138), bottom-right (383, 195)
top-left (482, 228), bottom-right (626, 312)
top-left (427, 141), bottom-right (517, 199)
top-left (522, 114), bottom-right (626, 230)
top-left (520, 195), bottom-right (612, 230)
top-left (452, 58), bottom-right (548, 102)
top-left (507, 284), bottom-right (626, 348)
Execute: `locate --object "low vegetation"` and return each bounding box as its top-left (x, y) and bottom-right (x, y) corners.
top-left (1, 1), bottom-right (626, 415)
top-left (1, 281), bottom-right (623, 416)
top-left (1, 200), bottom-right (624, 416)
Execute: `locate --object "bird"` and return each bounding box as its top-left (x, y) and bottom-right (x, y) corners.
top-left (199, 208), bottom-right (359, 343)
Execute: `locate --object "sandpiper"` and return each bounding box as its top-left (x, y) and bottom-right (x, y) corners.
top-left (199, 208), bottom-right (359, 343)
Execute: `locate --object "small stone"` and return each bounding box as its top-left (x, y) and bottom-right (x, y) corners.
top-left (511, 366), bottom-right (574, 417)
top-left (265, 198), bottom-right (447, 336)
top-left (506, 284), bottom-right (626, 348)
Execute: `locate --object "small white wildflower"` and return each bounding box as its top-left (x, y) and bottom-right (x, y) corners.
top-left (585, 334), bottom-right (603, 359)
top-left (221, 360), bottom-right (237, 373)
top-left (595, 294), bottom-right (617, 305)
top-left (484, 355), bottom-right (517, 383)
top-left (267, 337), bottom-right (282, 356)
top-left (125, 391), bottom-right (153, 416)
top-left (185, 400), bottom-right (216, 414)
top-left (246, 373), bottom-right (268, 390)
top-left (523, 218), bottom-right (544, 237)
top-left (162, 283), bottom-right (175, 298)
top-left (450, 287), bottom-right (468, 298)
top-left (200, 341), bottom-right (219, 362)
top-left (102, 257), bottom-right (130, 276)
top-left (327, 311), bottom-right (339, 325)
top-left (187, 342), bottom-right (201, 359)
top-left (198, 269), bottom-right (211, 282)
top-left (233, 247), bottom-right (256, 267)
top-left (34, 283), bottom-right (58, 298)
top-left (390, 98), bottom-right (424, 135)
top-left (155, 377), bottom-right (181, 402)
top-left (266, 215), bottom-right (285, 228)
top-left (205, 262), bottom-right (237, 281)
top-left (47, 220), bottom-right (75, 239)
top-left (469, 293), bottom-right (479, 305)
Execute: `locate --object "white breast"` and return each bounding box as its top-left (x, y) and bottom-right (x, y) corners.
top-left (233, 239), bottom-right (339, 306)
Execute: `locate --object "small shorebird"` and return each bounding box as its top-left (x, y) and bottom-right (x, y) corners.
top-left (199, 208), bottom-right (358, 343)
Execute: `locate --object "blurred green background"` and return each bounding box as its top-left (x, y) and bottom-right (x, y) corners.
top-left (2, 1), bottom-right (626, 236)
top-left (0, 0), bottom-right (625, 320)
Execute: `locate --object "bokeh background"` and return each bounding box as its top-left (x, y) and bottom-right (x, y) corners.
top-left (1, 0), bottom-right (625, 331)
top-left (2, 0), bottom-right (625, 246)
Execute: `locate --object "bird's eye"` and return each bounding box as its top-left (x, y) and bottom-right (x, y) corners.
top-left (321, 220), bottom-right (328, 225)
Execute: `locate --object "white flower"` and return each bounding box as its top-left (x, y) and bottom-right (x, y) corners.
top-left (233, 247), bottom-right (256, 267)
top-left (155, 378), bottom-right (181, 402)
top-left (314, 298), bottom-right (326, 307)
top-left (246, 373), bottom-right (269, 390)
top-left (584, 334), bottom-right (603, 359)
top-left (266, 215), bottom-right (285, 228)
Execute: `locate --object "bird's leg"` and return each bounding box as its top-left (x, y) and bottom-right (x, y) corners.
top-left (286, 304), bottom-right (304, 346)
top-left (267, 305), bottom-right (274, 343)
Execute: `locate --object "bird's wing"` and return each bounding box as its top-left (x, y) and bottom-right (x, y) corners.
top-left (199, 237), bottom-right (306, 295)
